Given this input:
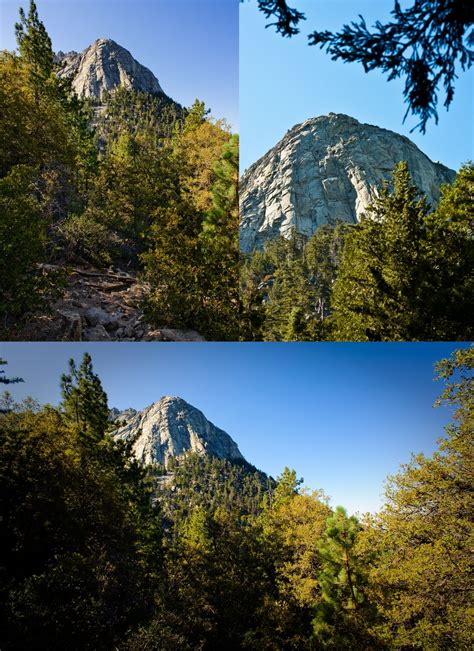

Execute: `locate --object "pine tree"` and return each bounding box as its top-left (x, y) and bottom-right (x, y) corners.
top-left (201, 134), bottom-right (239, 248)
top-left (331, 161), bottom-right (466, 341)
top-left (304, 221), bottom-right (350, 323)
top-left (60, 353), bottom-right (109, 439)
top-left (263, 234), bottom-right (314, 341)
top-left (1, 386), bottom-right (162, 649)
top-left (423, 163), bottom-right (474, 339)
top-left (15, 0), bottom-right (54, 82)
top-left (272, 466), bottom-right (303, 508)
top-left (0, 165), bottom-right (51, 323)
top-left (313, 506), bottom-right (374, 648)
top-left (366, 346), bottom-right (474, 648)
top-left (199, 134), bottom-right (239, 340)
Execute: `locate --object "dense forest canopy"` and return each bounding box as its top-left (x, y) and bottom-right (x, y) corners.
top-left (1, 347), bottom-right (472, 648)
top-left (0, 1), bottom-right (239, 341)
top-left (241, 162), bottom-right (474, 342)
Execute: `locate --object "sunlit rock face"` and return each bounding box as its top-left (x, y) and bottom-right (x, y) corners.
top-left (112, 396), bottom-right (245, 466)
top-left (239, 113), bottom-right (455, 252)
top-left (56, 38), bottom-right (166, 100)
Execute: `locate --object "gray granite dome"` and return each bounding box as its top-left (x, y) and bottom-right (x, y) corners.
top-left (112, 396), bottom-right (245, 466)
top-left (56, 38), bottom-right (165, 99)
top-left (240, 113), bottom-right (455, 252)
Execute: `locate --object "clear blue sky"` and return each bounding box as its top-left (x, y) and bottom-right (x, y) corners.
top-left (1, 342), bottom-right (468, 514)
top-left (0, 0), bottom-right (239, 129)
top-left (240, 0), bottom-right (473, 172)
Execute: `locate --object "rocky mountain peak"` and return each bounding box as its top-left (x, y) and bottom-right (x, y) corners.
top-left (240, 113), bottom-right (456, 252)
top-left (56, 37), bottom-right (166, 100)
top-left (112, 396), bottom-right (245, 466)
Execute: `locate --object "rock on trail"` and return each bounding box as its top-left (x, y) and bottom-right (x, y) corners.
top-left (9, 265), bottom-right (205, 342)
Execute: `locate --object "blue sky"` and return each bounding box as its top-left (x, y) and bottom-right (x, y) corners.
top-left (240, 0), bottom-right (473, 172)
top-left (0, 0), bottom-right (238, 129)
top-left (1, 342), bottom-right (468, 514)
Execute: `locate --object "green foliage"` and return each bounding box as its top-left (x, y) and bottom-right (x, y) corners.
top-left (241, 164), bottom-right (471, 343)
top-left (59, 211), bottom-right (119, 265)
top-left (0, 165), bottom-right (52, 322)
top-left (97, 86), bottom-right (183, 145)
top-left (15, 0), bottom-right (54, 81)
top-left (199, 134), bottom-right (240, 339)
top-left (332, 162), bottom-right (432, 340)
top-left (142, 128), bottom-right (239, 340)
top-left (1, 2), bottom-right (237, 337)
top-left (362, 346), bottom-right (474, 648)
top-left (0, 376), bottom-right (162, 649)
top-left (423, 163), bottom-right (474, 338)
top-left (263, 236), bottom-right (316, 342)
top-left (249, 0), bottom-right (472, 132)
top-left (156, 453), bottom-right (269, 527)
top-left (240, 223), bottom-right (349, 341)
top-left (313, 507), bottom-right (376, 648)
top-left (201, 134), bottom-right (239, 247)
top-left (66, 130), bottom-right (172, 265)
top-left (332, 162), bottom-right (473, 341)
top-left (141, 194), bottom-right (206, 329)
top-left (309, 0), bottom-right (473, 132)
top-left (252, 0), bottom-right (306, 37)
top-left (1, 348), bottom-right (472, 648)
top-left (272, 466), bottom-right (303, 508)
top-left (243, 162), bottom-right (470, 343)
top-left (0, 2), bottom-right (97, 325)
top-left (60, 353), bottom-right (109, 439)
top-left (0, 359), bottom-right (24, 386)
top-left (180, 98), bottom-right (210, 132)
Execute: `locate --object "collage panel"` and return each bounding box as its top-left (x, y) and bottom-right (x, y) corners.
top-left (0, 0), bottom-right (238, 342)
top-left (0, 341), bottom-right (472, 648)
top-left (239, 0), bottom-right (473, 342)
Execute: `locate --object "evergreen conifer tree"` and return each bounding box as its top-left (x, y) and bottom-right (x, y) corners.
top-left (366, 346), bottom-right (474, 648)
top-left (60, 353), bottom-right (109, 439)
top-left (313, 506), bottom-right (374, 648)
top-left (331, 161), bottom-right (466, 341)
top-left (15, 0), bottom-right (54, 81)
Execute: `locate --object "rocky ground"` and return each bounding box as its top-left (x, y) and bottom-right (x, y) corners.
top-left (8, 264), bottom-right (205, 342)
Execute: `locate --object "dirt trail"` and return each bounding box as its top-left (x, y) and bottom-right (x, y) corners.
top-left (9, 265), bottom-right (205, 342)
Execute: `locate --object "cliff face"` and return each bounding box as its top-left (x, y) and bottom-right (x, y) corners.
top-left (240, 113), bottom-right (456, 252)
top-left (56, 38), bottom-right (166, 100)
top-left (112, 396), bottom-right (245, 467)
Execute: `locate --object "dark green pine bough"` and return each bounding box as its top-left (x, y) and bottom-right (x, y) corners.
top-left (246, 0), bottom-right (474, 132)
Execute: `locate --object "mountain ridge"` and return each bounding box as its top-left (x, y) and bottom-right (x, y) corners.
top-left (240, 113), bottom-right (456, 252)
top-left (112, 396), bottom-right (246, 467)
top-left (56, 37), bottom-right (169, 100)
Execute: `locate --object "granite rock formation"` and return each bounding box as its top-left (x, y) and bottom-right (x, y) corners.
top-left (56, 38), bottom-right (166, 100)
top-left (240, 113), bottom-right (456, 252)
top-left (112, 396), bottom-right (245, 466)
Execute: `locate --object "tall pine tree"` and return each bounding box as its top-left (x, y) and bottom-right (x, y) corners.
top-left (60, 353), bottom-right (109, 439)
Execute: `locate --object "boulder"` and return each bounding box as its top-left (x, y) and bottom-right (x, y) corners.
top-left (83, 324), bottom-right (111, 341)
